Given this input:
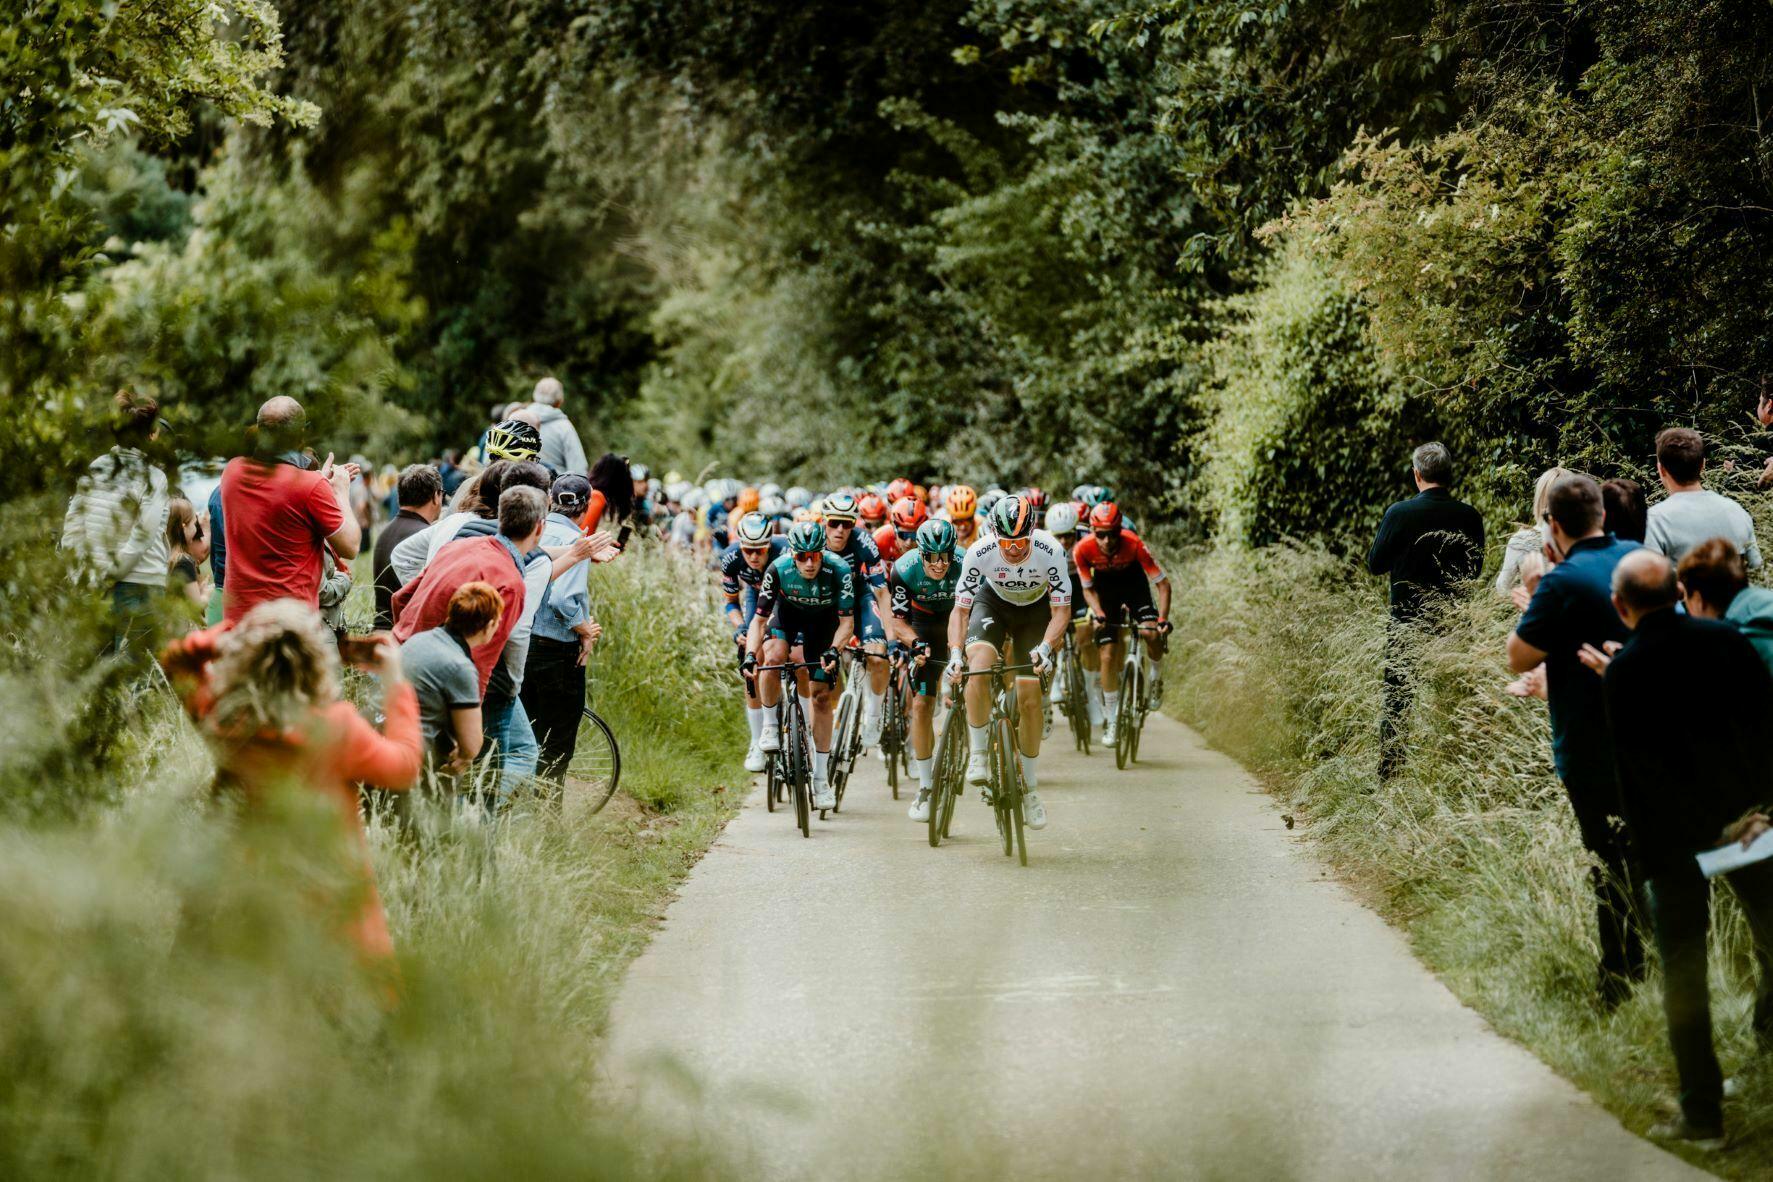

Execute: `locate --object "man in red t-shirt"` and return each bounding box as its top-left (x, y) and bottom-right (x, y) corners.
top-left (220, 397), bottom-right (362, 625)
top-left (390, 494), bottom-right (539, 696)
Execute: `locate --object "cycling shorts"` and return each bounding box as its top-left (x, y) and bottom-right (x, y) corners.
top-left (964, 584), bottom-right (1050, 667)
top-left (903, 617), bottom-right (951, 697)
top-left (768, 609), bottom-right (841, 684)
top-left (1091, 571), bottom-right (1157, 645)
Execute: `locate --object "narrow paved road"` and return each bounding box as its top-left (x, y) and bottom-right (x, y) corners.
top-left (603, 712), bottom-right (1710, 1180)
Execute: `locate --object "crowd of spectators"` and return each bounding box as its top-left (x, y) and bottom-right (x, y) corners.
top-left (1371, 424), bottom-right (1773, 1150)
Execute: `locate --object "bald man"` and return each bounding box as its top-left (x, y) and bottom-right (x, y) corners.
top-left (1601, 547), bottom-right (1773, 1149)
top-left (528, 375), bottom-right (587, 475)
top-left (217, 397), bottom-right (362, 624)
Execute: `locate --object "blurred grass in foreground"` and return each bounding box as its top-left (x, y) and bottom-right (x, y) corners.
top-left (1165, 541), bottom-right (1773, 1175)
top-left (0, 543), bottom-right (744, 1180)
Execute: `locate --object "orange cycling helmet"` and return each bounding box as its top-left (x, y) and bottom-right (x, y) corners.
top-left (1088, 501), bottom-right (1124, 532)
top-left (737, 486), bottom-right (761, 513)
top-left (946, 484), bottom-right (978, 521)
top-left (857, 492), bottom-right (888, 524)
top-left (890, 496), bottom-right (928, 531)
top-left (887, 477), bottom-right (915, 504)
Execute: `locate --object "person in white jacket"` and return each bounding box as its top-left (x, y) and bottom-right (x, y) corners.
top-left (60, 391), bottom-right (171, 651)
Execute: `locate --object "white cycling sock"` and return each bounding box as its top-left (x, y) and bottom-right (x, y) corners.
top-left (865, 685), bottom-right (885, 721)
top-left (914, 756), bottom-right (932, 789)
top-left (813, 748), bottom-right (830, 787)
top-left (1103, 689), bottom-right (1121, 722)
top-left (1084, 669), bottom-right (1104, 724)
top-left (1145, 657), bottom-right (1160, 684)
top-left (799, 694), bottom-right (813, 732)
top-left (1020, 753), bottom-right (1039, 789)
top-left (968, 723), bottom-right (990, 754)
top-left (745, 705), bottom-right (764, 742)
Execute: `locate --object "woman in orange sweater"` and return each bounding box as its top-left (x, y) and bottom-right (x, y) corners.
top-left (160, 599), bottom-right (424, 970)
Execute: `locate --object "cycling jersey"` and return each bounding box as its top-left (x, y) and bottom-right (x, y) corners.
top-left (888, 551), bottom-right (960, 624)
top-left (955, 531), bottom-right (1070, 610)
top-left (720, 536), bottom-right (789, 598)
top-left (1073, 529), bottom-right (1164, 587)
top-left (828, 530), bottom-right (887, 591)
top-left (757, 551), bottom-right (854, 684)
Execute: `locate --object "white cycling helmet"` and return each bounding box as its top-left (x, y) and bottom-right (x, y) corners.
top-left (785, 486), bottom-right (813, 508)
top-left (1044, 502), bottom-right (1079, 536)
top-left (759, 495), bottom-right (788, 518)
top-left (760, 481), bottom-right (783, 499)
top-left (734, 512), bottom-right (772, 547)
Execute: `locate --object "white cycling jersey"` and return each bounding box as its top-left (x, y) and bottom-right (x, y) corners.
top-left (955, 530), bottom-right (1070, 609)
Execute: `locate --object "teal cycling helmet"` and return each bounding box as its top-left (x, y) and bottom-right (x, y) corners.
top-left (989, 494), bottom-right (1036, 541)
top-left (915, 518), bottom-right (957, 557)
top-left (735, 512), bottom-right (772, 548)
top-left (788, 520), bottom-right (827, 554)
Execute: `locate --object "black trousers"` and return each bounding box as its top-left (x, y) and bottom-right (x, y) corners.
top-left (1378, 619), bottom-right (1413, 779)
top-left (1563, 771), bottom-right (1648, 995)
top-left (520, 636), bottom-right (585, 783)
top-left (1648, 860), bottom-right (1773, 1131)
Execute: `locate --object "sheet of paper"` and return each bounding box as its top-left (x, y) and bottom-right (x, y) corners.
top-left (1696, 829), bottom-right (1773, 879)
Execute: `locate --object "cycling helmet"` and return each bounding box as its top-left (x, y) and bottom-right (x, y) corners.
top-left (1071, 483), bottom-right (1093, 503)
top-left (1044, 502), bottom-right (1079, 536)
top-left (821, 491), bottom-right (860, 524)
top-left (1088, 501), bottom-right (1124, 532)
top-left (785, 485), bottom-right (813, 509)
top-left (989, 494), bottom-right (1036, 541)
top-left (787, 520), bottom-right (826, 554)
top-left (916, 518), bottom-right (957, 557)
top-left (890, 496), bottom-right (928, 531)
top-left (484, 419), bottom-right (542, 463)
top-left (978, 488), bottom-right (1007, 518)
top-left (759, 495), bottom-right (787, 518)
top-left (760, 482), bottom-right (783, 499)
top-left (792, 506), bottom-right (819, 524)
top-left (631, 462), bottom-right (651, 482)
top-left (1094, 484), bottom-right (1115, 504)
top-left (735, 512), bottom-right (772, 548)
top-left (737, 486), bottom-right (761, 513)
top-left (887, 477), bottom-right (916, 504)
top-left (1079, 485), bottom-right (1108, 508)
top-left (1021, 487), bottom-right (1047, 511)
top-left (857, 492), bottom-right (888, 524)
top-left (945, 485), bottom-right (978, 521)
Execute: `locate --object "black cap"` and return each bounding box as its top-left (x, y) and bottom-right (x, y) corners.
top-left (550, 473), bottom-right (591, 512)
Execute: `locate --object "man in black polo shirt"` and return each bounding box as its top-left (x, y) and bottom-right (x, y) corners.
top-left (1366, 442), bottom-right (1485, 778)
top-left (1601, 549), bottom-right (1773, 1150)
top-left (372, 464), bottom-right (443, 630)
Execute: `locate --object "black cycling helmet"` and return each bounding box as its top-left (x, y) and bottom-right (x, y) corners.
top-left (485, 419), bottom-right (542, 463)
top-left (989, 494), bottom-right (1036, 541)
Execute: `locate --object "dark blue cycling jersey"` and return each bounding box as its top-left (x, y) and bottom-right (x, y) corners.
top-left (720, 536), bottom-right (789, 598)
top-left (828, 530), bottom-right (887, 592)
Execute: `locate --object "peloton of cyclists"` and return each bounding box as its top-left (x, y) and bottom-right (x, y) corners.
top-left (743, 520), bottom-right (855, 811)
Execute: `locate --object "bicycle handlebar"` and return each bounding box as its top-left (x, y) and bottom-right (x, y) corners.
top-left (952, 660), bottom-right (1042, 679)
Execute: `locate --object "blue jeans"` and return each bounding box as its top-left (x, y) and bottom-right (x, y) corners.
top-left (482, 693), bottom-right (538, 796)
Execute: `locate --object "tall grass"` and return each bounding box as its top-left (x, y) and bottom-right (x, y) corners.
top-left (1165, 542), bottom-right (1773, 1173)
top-left (0, 543), bottom-right (745, 1180)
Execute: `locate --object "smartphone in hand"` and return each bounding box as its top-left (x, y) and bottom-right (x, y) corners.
top-left (616, 524), bottom-right (632, 550)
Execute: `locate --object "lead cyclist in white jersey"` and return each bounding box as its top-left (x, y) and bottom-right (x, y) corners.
top-left (946, 494), bottom-right (1071, 830)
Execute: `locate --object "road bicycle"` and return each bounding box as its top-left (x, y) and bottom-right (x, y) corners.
top-left (880, 649), bottom-right (913, 801)
top-left (1053, 624), bottom-right (1091, 756)
top-left (751, 660), bottom-right (829, 837)
top-left (1111, 613), bottom-right (1166, 770)
top-left (931, 659), bottom-right (1041, 866)
top-left (829, 647), bottom-right (896, 809)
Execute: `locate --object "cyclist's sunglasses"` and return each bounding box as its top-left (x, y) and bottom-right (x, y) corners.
top-left (1092, 528), bottom-right (1122, 541)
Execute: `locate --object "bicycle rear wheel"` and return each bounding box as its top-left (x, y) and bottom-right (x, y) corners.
top-left (929, 709), bottom-right (964, 848)
top-left (1066, 652), bottom-right (1091, 754)
top-left (566, 708), bottom-right (621, 815)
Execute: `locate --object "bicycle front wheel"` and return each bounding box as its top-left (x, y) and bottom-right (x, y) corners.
top-left (567, 708), bottom-right (621, 816)
top-left (1114, 672), bottom-right (1136, 770)
top-left (929, 710), bottom-right (963, 848)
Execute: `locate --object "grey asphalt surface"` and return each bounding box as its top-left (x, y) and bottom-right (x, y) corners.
top-left (602, 710), bottom-right (1712, 1181)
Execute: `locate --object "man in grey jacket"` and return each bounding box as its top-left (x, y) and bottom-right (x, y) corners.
top-left (529, 376), bottom-right (587, 476)
top-left (60, 390), bottom-right (171, 651)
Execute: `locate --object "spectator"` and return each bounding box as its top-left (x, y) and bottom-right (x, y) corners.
top-left (528, 377), bottom-right (588, 476)
top-left (165, 497), bottom-right (209, 613)
top-left (1507, 473), bottom-right (1646, 1007)
top-left (60, 389), bottom-right (171, 651)
top-left (373, 465), bottom-right (443, 630)
top-left (523, 475), bottom-right (605, 784)
top-left (1601, 477), bottom-right (1648, 543)
top-left (317, 545), bottom-right (353, 641)
top-left (587, 452), bottom-right (636, 534)
top-left (401, 581), bottom-right (504, 773)
top-left (1598, 550), bottom-right (1773, 1150)
top-left (218, 397), bottom-right (361, 625)
top-left (1645, 427), bottom-right (1761, 567)
top-left (1676, 538), bottom-right (1773, 671)
top-left (437, 448), bottom-right (468, 498)
top-left (158, 599), bottom-right (421, 977)
top-left (395, 460), bottom-right (512, 584)
top-left (1365, 442), bottom-right (1486, 779)
top-left (204, 482), bottom-right (227, 625)
top-left (1496, 466), bottom-right (1571, 598)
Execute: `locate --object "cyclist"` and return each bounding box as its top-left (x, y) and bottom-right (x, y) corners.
top-left (944, 485), bottom-right (980, 550)
top-left (819, 492), bottom-right (893, 748)
top-left (947, 494), bottom-right (1071, 830)
top-left (722, 512), bottom-right (789, 772)
top-left (874, 495), bottom-right (927, 563)
top-left (1043, 501), bottom-right (1105, 731)
top-left (857, 492), bottom-right (889, 534)
top-left (889, 519), bottom-right (961, 823)
top-left (1073, 502), bottom-right (1171, 746)
top-left (484, 418), bottom-right (543, 465)
top-left (743, 521), bottom-right (854, 811)
top-left (886, 477), bottom-right (916, 507)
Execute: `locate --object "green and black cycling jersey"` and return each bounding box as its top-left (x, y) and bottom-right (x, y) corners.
top-left (888, 551), bottom-right (959, 630)
top-left (756, 550), bottom-right (855, 629)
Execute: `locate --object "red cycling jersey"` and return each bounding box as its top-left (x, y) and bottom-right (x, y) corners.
top-left (1072, 529), bottom-right (1164, 587)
